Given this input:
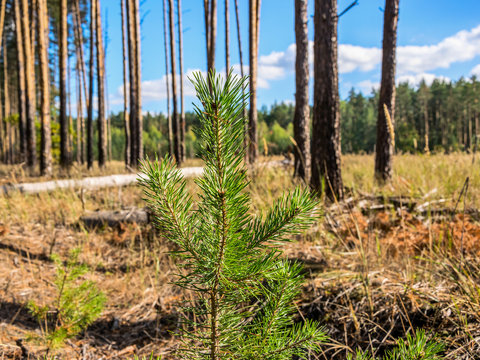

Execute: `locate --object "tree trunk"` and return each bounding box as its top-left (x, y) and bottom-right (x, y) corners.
top-left (59, 0), bottom-right (69, 167)
top-left (3, 37), bottom-right (12, 164)
top-left (248, 0), bottom-right (261, 164)
top-left (126, 0), bottom-right (138, 166)
top-left (374, 0), bottom-right (399, 182)
top-left (76, 61), bottom-right (85, 164)
top-left (0, 0), bottom-right (5, 162)
top-left (14, 0), bottom-right (26, 161)
top-left (36, 0), bottom-right (52, 176)
top-left (168, 0), bottom-right (180, 163)
top-left (21, 0), bottom-right (37, 169)
top-left (225, 0), bottom-right (230, 74)
top-left (293, 0), bottom-right (311, 182)
top-left (0, 0), bottom-right (6, 47)
top-left (96, 0), bottom-right (106, 168)
top-left (87, 0), bottom-right (96, 169)
top-left (177, 0), bottom-right (186, 162)
top-left (73, 0), bottom-right (89, 111)
top-left (121, 0), bottom-right (130, 166)
top-left (163, 0), bottom-right (173, 158)
top-left (311, 0), bottom-right (343, 201)
top-left (133, 0), bottom-right (142, 162)
top-left (204, 0), bottom-right (217, 73)
top-left (234, 0), bottom-right (248, 155)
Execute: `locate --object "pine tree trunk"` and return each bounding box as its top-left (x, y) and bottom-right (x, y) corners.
top-left (225, 0), bottom-right (230, 74)
top-left (133, 0), bottom-right (142, 161)
top-left (37, 0), bottom-right (52, 176)
top-left (163, 0), bottom-right (173, 157)
top-left (59, 0), bottom-right (69, 167)
top-left (3, 38), bottom-right (12, 164)
top-left (234, 0), bottom-right (247, 156)
top-left (121, 0), bottom-right (130, 166)
top-left (14, 0), bottom-right (26, 161)
top-left (204, 0), bottom-right (211, 70)
top-left (96, 0), bottom-right (107, 168)
top-left (204, 0), bottom-right (217, 73)
top-left (73, 0), bottom-right (89, 111)
top-left (168, 0), bottom-right (180, 163)
top-left (87, 0), bottom-right (96, 169)
top-left (311, 0), bottom-right (343, 201)
top-left (375, 0), bottom-right (399, 182)
top-left (0, 0), bottom-right (5, 162)
top-left (126, 0), bottom-right (138, 166)
top-left (21, 0), bottom-right (37, 169)
top-left (293, 0), bottom-right (310, 181)
top-left (177, 0), bottom-right (186, 162)
top-left (248, 0), bottom-right (261, 164)
top-left (76, 62), bottom-right (84, 164)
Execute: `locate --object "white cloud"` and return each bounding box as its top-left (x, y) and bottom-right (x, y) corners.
top-left (357, 80), bottom-right (380, 93)
top-left (471, 64), bottom-right (480, 76)
top-left (397, 73), bottom-right (450, 86)
top-left (339, 45), bottom-right (382, 73)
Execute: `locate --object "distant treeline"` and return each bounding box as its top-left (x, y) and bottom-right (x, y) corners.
top-left (99, 76), bottom-right (479, 160)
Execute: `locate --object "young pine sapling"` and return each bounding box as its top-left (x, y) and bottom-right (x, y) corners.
top-left (139, 71), bottom-right (326, 359)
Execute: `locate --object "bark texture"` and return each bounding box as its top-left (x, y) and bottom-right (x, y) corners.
top-left (14, 0), bottom-right (26, 160)
top-left (293, 0), bottom-right (311, 181)
top-left (311, 0), bottom-right (343, 200)
top-left (87, 0), bottom-right (96, 169)
top-left (177, 0), bottom-right (186, 162)
top-left (59, 0), bottom-right (69, 167)
top-left (168, 0), bottom-right (180, 163)
top-left (37, 0), bottom-right (52, 175)
top-left (163, 0), bottom-right (173, 157)
top-left (121, 0), bottom-right (130, 166)
top-left (375, 0), bottom-right (399, 182)
top-left (21, 0), bottom-right (37, 168)
top-left (248, 0), bottom-right (261, 164)
top-left (96, 0), bottom-right (107, 167)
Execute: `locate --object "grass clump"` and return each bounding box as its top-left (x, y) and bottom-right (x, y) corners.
top-left (347, 330), bottom-right (444, 360)
top-left (28, 248), bottom-right (106, 351)
top-left (139, 71), bottom-right (326, 359)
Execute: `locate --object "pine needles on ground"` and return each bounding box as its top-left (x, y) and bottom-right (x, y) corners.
top-left (138, 71), bottom-right (327, 359)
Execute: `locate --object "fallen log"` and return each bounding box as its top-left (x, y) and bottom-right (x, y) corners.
top-left (0, 167), bottom-right (203, 195)
top-left (80, 208), bottom-right (149, 228)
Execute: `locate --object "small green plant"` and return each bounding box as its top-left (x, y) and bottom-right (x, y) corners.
top-left (139, 71), bottom-right (327, 359)
top-left (347, 330), bottom-right (444, 360)
top-left (28, 248), bottom-right (106, 351)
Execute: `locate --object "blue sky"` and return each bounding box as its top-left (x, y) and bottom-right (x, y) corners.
top-left (99, 0), bottom-right (480, 115)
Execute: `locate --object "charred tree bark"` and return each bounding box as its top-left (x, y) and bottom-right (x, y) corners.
top-left (87, 0), bottom-right (96, 169)
top-left (248, 0), bottom-right (261, 164)
top-left (168, 0), bottom-right (180, 163)
top-left (121, 0), bottom-right (130, 166)
top-left (163, 0), bottom-right (173, 157)
top-left (293, 0), bottom-right (311, 182)
top-left (311, 0), bottom-right (343, 201)
top-left (3, 34), bottom-right (12, 164)
top-left (14, 0), bottom-right (26, 161)
top-left (375, 0), bottom-right (399, 182)
top-left (59, 0), bottom-right (69, 167)
top-left (21, 0), bottom-right (37, 169)
top-left (177, 0), bottom-right (186, 162)
top-left (96, 0), bottom-right (107, 168)
top-left (37, 0), bottom-right (52, 176)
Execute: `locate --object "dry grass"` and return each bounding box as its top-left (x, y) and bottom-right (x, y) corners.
top-left (0, 154), bottom-right (479, 359)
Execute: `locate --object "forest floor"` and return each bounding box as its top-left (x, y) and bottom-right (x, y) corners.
top-left (1, 154), bottom-right (480, 359)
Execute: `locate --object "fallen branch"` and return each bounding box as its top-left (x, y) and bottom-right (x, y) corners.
top-left (0, 167), bottom-right (203, 195)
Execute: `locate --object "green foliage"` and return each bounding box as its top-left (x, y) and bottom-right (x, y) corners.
top-left (138, 71), bottom-right (326, 359)
top-left (347, 330), bottom-right (444, 360)
top-left (28, 248), bottom-right (106, 351)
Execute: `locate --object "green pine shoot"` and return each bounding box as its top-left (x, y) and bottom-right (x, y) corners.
top-left (28, 248), bottom-right (106, 351)
top-left (138, 71), bottom-right (326, 359)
